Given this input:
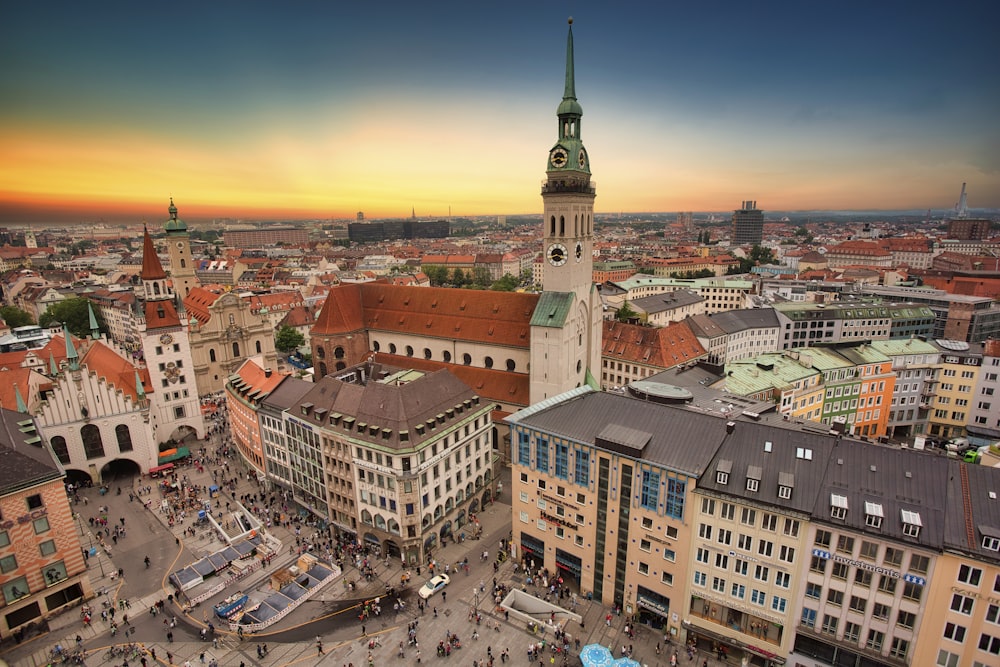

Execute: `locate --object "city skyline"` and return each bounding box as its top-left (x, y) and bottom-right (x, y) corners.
top-left (1, 1), bottom-right (998, 224)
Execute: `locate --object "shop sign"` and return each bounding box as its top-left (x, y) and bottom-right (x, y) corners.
top-left (1, 508), bottom-right (47, 530)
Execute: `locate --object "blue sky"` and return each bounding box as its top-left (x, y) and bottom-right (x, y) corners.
top-left (1, 1), bottom-right (997, 222)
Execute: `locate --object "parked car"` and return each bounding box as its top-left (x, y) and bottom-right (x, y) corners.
top-left (946, 438), bottom-right (972, 456)
top-left (417, 574), bottom-right (450, 599)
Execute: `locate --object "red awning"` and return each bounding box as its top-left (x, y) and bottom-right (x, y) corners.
top-left (148, 463), bottom-right (175, 474)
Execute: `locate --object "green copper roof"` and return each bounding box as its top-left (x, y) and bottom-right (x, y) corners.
top-left (164, 197), bottom-right (188, 234)
top-left (530, 291), bottom-right (574, 328)
top-left (63, 324), bottom-right (79, 372)
top-left (87, 301), bottom-right (99, 339)
top-left (558, 19), bottom-right (583, 117)
top-left (14, 384), bottom-right (27, 413)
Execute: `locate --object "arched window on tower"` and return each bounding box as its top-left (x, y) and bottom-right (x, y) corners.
top-left (319, 362), bottom-right (328, 376)
top-left (232, 342), bottom-right (240, 357)
top-left (180, 259), bottom-right (186, 268)
top-left (153, 283), bottom-right (160, 295)
top-left (50, 436), bottom-right (70, 465)
top-left (559, 216), bottom-right (565, 236)
top-left (550, 216), bottom-right (556, 236)
top-left (116, 424), bottom-right (134, 453)
top-left (209, 349), bottom-right (216, 363)
top-left (255, 340), bottom-right (262, 354)
top-left (81, 424), bottom-right (105, 460)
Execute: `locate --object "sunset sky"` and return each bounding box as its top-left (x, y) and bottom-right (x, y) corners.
top-left (1, 1), bottom-right (998, 224)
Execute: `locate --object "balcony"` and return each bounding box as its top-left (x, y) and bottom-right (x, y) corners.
top-left (540, 178), bottom-right (596, 195)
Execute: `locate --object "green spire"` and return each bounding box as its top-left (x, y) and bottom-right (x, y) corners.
top-left (14, 384), bottom-right (27, 413)
top-left (135, 371), bottom-right (146, 399)
top-left (564, 18), bottom-right (576, 101)
top-left (87, 301), bottom-right (99, 340)
top-left (63, 325), bottom-right (79, 372)
top-left (557, 18), bottom-right (583, 118)
top-left (49, 352), bottom-right (58, 376)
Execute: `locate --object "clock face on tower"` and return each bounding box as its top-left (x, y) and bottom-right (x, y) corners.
top-left (547, 243), bottom-right (568, 266)
top-left (549, 148), bottom-right (568, 168)
top-left (575, 242), bottom-right (584, 262)
top-left (159, 333), bottom-right (173, 345)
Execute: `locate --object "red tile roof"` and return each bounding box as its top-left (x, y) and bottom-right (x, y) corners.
top-left (0, 367), bottom-right (36, 411)
top-left (140, 228), bottom-right (167, 280)
top-left (313, 283), bottom-right (539, 348)
top-left (602, 319), bottom-right (706, 369)
top-left (80, 341), bottom-right (151, 403)
top-left (182, 286), bottom-right (224, 325)
top-left (144, 299), bottom-right (182, 329)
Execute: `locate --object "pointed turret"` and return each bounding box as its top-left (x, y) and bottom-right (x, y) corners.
top-left (49, 352), bottom-right (58, 376)
top-left (135, 371), bottom-right (146, 400)
top-left (63, 325), bottom-right (79, 372)
top-left (87, 301), bottom-right (100, 340)
top-left (14, 384), bottom-right (27, 413)
top-left (140, 226), bottom-right (167, 281)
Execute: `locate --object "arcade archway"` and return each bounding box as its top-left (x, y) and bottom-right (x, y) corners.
top-left (100, 458), bottom-right (141, 485)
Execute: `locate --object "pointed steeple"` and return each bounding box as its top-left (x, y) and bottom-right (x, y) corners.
top-left (14, 384), bottom-right (27, 413)
top-left (49, 352), bottom-right (58, 376)
top-left (135, 371), bottom-right (146, 399)
top-left (563, 18), bottom-right (577, 105)
top-left (63, 325), bottom-right (79, 372)
top-left (140, 225), bottom-right (167, 281)
top-left (87, 301), bottom-right (100, 340)
top-left (547, 18), bottom-right (588, 176)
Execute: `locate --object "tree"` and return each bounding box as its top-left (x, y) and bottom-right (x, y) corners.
top-left (490, 274), bottom-right (519, 292)
top-left (729, 244), bottom-right (776, 274)
top-left (274, 326), bottom-right (306, 354)
top-left (0, 306), bottom-right (34, 328)
top-left (423, 265), bottom-right (448, 286)
top-left (615, 301), bottom-right (638, 323)
top-left (39, 298), bottom-right (103, 338)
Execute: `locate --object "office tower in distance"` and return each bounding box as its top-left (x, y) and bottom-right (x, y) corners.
top-left (732, 200), bottom-right (764, 245)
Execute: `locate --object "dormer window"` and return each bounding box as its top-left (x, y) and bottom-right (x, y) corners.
top-left (746, 465), bottom-right (762, 493)
top-left (831, 493), bottom-right (848, 520)
top-left (716, 459), bottom-right (732, 486)
top-left (864, 501), bottom-right (884, 529)
top-left (777, 472), bottom-right (794, 500)
top-left (901, 509), bottom-right (922, 538)
top-left (982, 535), bottom-right (1000, 552)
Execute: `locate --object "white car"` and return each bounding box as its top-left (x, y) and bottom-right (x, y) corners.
top-left (417, 574), bottom-right (450, 599)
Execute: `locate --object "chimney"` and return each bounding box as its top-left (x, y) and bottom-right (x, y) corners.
top-left (264, 368), bottom-right (272, 378)
top-left (726, 421), bottom-right (736, 434)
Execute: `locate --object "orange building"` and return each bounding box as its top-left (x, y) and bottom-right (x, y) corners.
top-left (0, 408), bottom-right (91, 637)
top-left (225, 358), bottom-right (288, 474)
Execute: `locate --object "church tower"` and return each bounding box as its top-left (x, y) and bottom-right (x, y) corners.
top-left (530, 19), bottom-right (603, 404)
top-left (164, 198), bottom-right (200, 303)
top-left (137, 225), bottom-right (204, 444)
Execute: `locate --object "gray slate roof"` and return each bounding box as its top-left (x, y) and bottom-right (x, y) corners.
top-left (0, 409), bottom-right (62, 495)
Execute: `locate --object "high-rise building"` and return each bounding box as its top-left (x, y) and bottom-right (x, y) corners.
top-left (731, 200), bottom-right (764, 246)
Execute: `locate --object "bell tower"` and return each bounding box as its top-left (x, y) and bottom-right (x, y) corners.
top-left (541, 17), bottom-right (595, 296)
top-left (531, 19), bottom-right (603, 404)
top-left (164, 198), bottom-right (199, 303)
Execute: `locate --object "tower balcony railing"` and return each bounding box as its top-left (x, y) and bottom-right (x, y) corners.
top-left (541, 178), bottom-right (596, 195)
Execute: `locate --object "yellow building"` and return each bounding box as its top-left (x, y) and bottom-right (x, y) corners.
top-left (928, 341), bottom-right (983, 440)
top-left (508, 388), bottom-right (719, 634)
top-left (915, 461), bottom-right (1000, 667)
